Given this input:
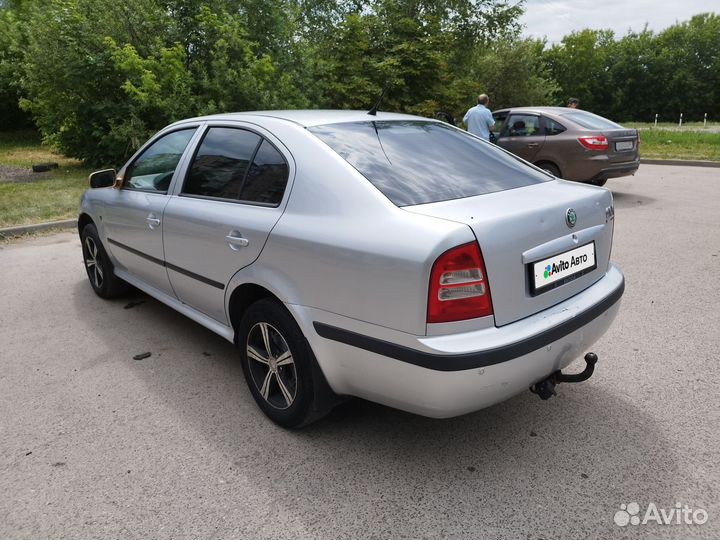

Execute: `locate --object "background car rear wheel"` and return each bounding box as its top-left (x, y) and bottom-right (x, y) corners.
top-left (590, 178), bottom-right (608, 187)
top-left (238, 299), bottom-right (322, 428)
top-left (80, 223), bottom-right (129, 298)
top-left (537, 162), bottom-right (561, 178)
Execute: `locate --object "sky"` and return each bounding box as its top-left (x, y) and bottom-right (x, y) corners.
top-left (519, 0), bottom-right (719, 44)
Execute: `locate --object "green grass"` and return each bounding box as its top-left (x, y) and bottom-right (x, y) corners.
top-left (0, 130), bottom-right (92, 228)
top-left (634, 129), bottom-right (720, 161)
top-left (623, 121), bottom-right (720, 131)
top-left (619, 121), bottom-right (720, 161)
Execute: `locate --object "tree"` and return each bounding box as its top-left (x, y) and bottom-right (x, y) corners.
top-left (544, 29), bottom-right (617, 116)
top-left (469, 38), bottom-right (558, 111)
top-left (653, 13), bottom-right (720, 120)
top-left (17, 0), bottom-right (304, 165)
top-left (0, 2), bottom-right (31, 128)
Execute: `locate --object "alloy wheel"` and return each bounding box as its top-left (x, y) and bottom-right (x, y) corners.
top-left (84, 236), bottom-right (104, 289)
top-left (246, 322), bottom-right (297, 410)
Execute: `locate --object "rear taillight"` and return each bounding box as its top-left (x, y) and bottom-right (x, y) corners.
top-left (578, 136), bottom-right (609, 151)
top-left (427, 242), bottom-right (493, 324)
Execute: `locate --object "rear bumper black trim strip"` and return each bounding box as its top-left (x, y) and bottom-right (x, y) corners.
top-left (107, 237), bottom-right (224, 290)
top-left (313, 277), bottom-right (624, 372)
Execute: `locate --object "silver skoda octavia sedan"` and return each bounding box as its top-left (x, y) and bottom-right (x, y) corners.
top-left (79, 110), bottom-right (624, 427)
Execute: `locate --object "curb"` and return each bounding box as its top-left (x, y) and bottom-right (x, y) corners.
top-left (0, 219), bottom-right (77, 238)
top-left (641, 158), bottom-right (720, 168)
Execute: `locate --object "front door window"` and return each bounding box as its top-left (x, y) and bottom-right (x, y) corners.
top-left (124, 129), bottom-right (197, 192)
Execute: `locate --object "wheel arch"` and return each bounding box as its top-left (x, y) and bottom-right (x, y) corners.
top-left (227, 280), bottom-right (341, 416)
top-left (534, 160), bottom-right (562, 177)
top-left (228, 283), bottom-right (281, 339)
top-left (78, 212), bottom-right (94, 236)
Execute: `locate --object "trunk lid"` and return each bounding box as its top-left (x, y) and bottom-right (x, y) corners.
top-left (405, 180), bottom-right (615, 326)
top-left (602, 128), bottom-right (639, 163)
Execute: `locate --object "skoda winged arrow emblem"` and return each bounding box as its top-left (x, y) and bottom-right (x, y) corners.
top-left (566, 208), bottom-right (577, 228)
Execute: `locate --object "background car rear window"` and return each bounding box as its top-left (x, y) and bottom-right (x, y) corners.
top-left (309, 121), bottom-right (548, 206)
top-left (183, 128), bottom-right (261, 200)
top-left (561, 111), bottom-right (622, 130)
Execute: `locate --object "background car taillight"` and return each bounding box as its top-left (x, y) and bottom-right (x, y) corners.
top-left (427, 242), bottom-right (493, 323)
top-left (578, 136), bottom-right (609, 151)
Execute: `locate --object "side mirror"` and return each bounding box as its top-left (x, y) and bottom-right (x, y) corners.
top-left (89, 169), bottom-right (116, 189)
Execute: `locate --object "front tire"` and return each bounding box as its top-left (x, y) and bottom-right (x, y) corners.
top-left (237, 299), bottom-right (321, 428)
top-left (80, 223), bottom-right (128, 298)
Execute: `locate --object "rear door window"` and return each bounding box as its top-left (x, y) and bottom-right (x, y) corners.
top-left (183, 127), bottom-right (261, 200)
top-left (182, 127), bottom-right (290, 206)
top-left (309, 120), bottom-right (549, 206)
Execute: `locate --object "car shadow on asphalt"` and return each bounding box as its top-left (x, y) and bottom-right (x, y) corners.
top-left (610, 189), bottom-right (657, 210)
top-left (72, 278), bottom-right (679, 537)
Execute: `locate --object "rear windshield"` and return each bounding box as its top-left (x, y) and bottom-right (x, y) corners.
top-left (308, 120), bottom-right (549, 206)
top-left (560, 110), bottom-right (622, 130)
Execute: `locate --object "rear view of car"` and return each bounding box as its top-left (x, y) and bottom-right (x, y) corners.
top-left (492, 107), bottom-right (639, 186)
top-left (79, 110), bottom-right (624, 428)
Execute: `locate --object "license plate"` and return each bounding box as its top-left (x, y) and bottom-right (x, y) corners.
top-left (615, 140), bottom-right (634, 151)
top-left (530, 242), bottom-right (597, 294)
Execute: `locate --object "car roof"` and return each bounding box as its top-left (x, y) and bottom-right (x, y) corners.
top-left (493, 106), bottom-right (579, 116)
top-left (172, 110), bottom-right (424, 128)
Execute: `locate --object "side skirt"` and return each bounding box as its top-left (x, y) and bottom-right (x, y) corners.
top-left (114, 268), bottom-right (235, 343)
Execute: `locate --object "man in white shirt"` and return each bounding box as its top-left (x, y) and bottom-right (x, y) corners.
top-left (463, 94), bottom-right (495, 141)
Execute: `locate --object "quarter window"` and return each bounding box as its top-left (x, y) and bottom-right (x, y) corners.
top-left (545, 118), bottom-right (567, 136)
top-left (240, 140), bottom-right (289, 205)
top-left (125, 129), bottom-right (196, 192)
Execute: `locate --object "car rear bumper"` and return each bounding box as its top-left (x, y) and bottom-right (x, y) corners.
top-left (561, 155), bottom-right (639, 182)
top-left (290, 264), bottom-right (624, 418)
top-left (591, 159), bottom-right (640, 181)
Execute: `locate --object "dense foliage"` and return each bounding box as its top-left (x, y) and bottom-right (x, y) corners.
top-left (545, 13), bottom-right (720, 122)
top-left (0, 0), bottom-right (718, 165)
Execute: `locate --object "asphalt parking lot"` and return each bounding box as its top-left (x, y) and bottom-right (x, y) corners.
top-left (1, 164), bottom-right (718, 539)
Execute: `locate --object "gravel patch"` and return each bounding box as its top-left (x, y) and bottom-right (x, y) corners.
top-left (0, 164), bottom-right (50, 183)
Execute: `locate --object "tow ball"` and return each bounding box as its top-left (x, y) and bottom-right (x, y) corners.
top-left (530, 352), bottom-right (598, 400)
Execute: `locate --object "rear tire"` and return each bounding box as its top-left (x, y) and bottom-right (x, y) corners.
top-left (589, 178), bottom-right (608, 187)
top-left (80, 223), bottom-right (129, 299)
top-left (237, 299), bottom-right (327, 428)
top-left (537, 162), bottom-right (561, 177)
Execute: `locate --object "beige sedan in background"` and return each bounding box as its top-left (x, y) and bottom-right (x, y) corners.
top-left (491, 107), bottom-right (640, 187)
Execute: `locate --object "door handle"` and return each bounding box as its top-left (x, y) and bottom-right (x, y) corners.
top-left (225, 232), bottom-right (249, 250)
top-left (527, 142), bottom-right (540, 148)
top-left (146, 214), bottom-right (161, 229)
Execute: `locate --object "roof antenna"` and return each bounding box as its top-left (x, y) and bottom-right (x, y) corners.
top-left (368, 85), bottom-right (388, 116)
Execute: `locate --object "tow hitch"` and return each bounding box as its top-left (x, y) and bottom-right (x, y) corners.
top-left (530, 352), bottom-right (598, 400)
